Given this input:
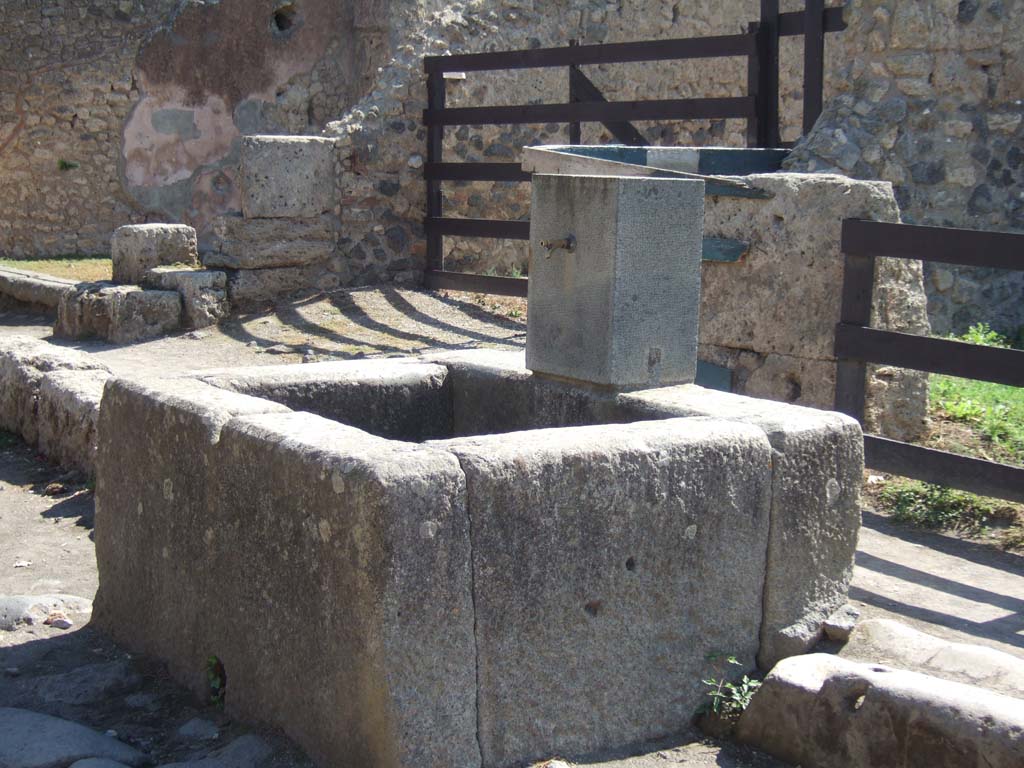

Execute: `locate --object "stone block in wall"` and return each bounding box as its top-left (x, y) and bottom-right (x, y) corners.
top-left (144, 267), bottom-right (229, 329)
top-left (618, 385), bottom-right (863, 670)
top-left (111, 225), bottom-right (198, 284)
top-left (37, 369), bottom-right (111, 477)
top-left (55, 284), bottom-right (181, 344)
top-left (239, 136), bottom-right (337, 219)
top-left (526, 174), bottom-right (705, 389)
top-left (434, 418), bottom-right (771, 766)
top-left (206, 214), bottom-right (337, 269)
top-left (226, 264), bottom-right (339, 308)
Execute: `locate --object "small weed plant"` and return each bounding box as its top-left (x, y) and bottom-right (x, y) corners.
top-left (206, 655), bottom-right (226, 707)
top-left (700, 653), bottom-right (761, 719)
top-left (878, 480), bottom-right (1008, 533)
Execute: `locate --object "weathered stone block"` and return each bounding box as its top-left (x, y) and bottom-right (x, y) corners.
top-left (111, 224), bottom-right (198, 284)
top-left (0, 267), bottom-right (75, 312)
top-left (737, 654), bottom-right (1024, 768)
top-left (207, 215), bottom-right (337, 269)
top-left (239, 136), bottom-right (336, 219)
top-left (225, 264), bottom-right (337, 307)
top-left (37, 369), bottom-right (111, 476)
top-left (526, 174), bottom-right (705, 389)
top-left (57, 285), bottom-right (181, 343)
top-left (0, 335), bottom-right (108, 446)
top-left (94, 377), bottom-right (292, 697)
top-left (200, 359), bottom-right (451, 441)
top-left (619, 384), bottom-right (863, 669)
top-left (94, 380), bottom-right (480, 768)
top-left (144, 267), bottom-right (228, 329)
top-left (106, 287), bottom-right (181, 344)
top-left (434, 418), bottom-right (771, 766)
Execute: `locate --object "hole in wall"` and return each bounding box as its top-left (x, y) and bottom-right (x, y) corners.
top-left (207, 655), bottom-right (227, 707)
top-left (625, 557), bottom-right (636, 571)
top-left (272, 3), bottom-right (299, 35)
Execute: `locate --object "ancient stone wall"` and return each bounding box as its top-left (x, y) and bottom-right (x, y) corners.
top-left (0, 0), bottom-right (388, 257)
top-left (785, 0), bottom-right (1024, 337)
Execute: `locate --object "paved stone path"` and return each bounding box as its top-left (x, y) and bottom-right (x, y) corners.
top-left (850, 509), bottom-right (1024, 660)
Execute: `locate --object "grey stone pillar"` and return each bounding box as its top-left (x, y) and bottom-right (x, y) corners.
top-left (526, 173), bottom-right (705, 389)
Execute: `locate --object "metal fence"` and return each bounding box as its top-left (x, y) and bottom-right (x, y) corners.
top-left (835, 218), bottom-right (1024, 504)
top-left (422, 1), bottom-right (846, 296)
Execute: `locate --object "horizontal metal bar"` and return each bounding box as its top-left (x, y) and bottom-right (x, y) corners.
top-left (424, 33), bottom-right (756, 73)
top-left (778, 7), bottom-right (847, 35)
top-left (864, 435), bottom-right (1024, 504)
top-left (835, 325), bottom-right (1024, 387)
top-left (426, 218), bottom-right (751, 261)
top-left (424, 163), bottom-right (531, 182)
top-left (425, 217), bottom-right (530, 239)
top-left (842, 219), bottom-right (1024, 271)
top-left (424, 96), bottom-right (755, 126)
top-left (423, 269), bottom-right (528, 297)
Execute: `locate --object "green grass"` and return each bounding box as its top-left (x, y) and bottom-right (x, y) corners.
top-left (874, 324), bottom-right (1024, 550)
top-left (929, 324), bottom-right (1024, 465)
top-left (0, 255), bottom-right (111, 282)
top-left (878, 480), bottom-right (1015, 535)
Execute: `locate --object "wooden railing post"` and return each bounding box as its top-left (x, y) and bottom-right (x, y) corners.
top-left (834, 222), bottom-right (876, 422)
top-left (425, 70), bottom-right (446, 272)
top-left (803, 0), bottom-right (825, 134)
top-left (568, 39), bottom-right (582, 144)
top-left (758, 0), bottom-right (780, 148)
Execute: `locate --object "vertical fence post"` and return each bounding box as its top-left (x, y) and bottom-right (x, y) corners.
top-left (803, 0), bottom-right (825, 135)
top-left (834, 223), bottom-right (876, 422)
top-left (757, 0), bottom-right (780, 148)
top-left (568, 39), bottom-right (582, 144)
top-left (746, 22), bottom-right (763, 148)
top-left (425, 69), bottom-right (446, 272)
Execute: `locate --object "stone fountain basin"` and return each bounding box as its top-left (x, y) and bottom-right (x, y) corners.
top-left (93, 350), bottom-right (861, 768)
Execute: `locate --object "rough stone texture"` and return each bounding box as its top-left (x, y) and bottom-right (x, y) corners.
top-left (226, 263), bottom-right (341, 308)
top-left (422, 348), bottom-right (624, 435)
top-left (0, 707), bottom-right (145, 768)
top-left (111, 224), bottom-right (198, 284)
top-left (823, 603), bottom-right (861, 642)
top-left (527, 174), bottom-right (705, 388)
top-left (56, 284), bottom-right (181, 343)
top-left (841, 619), bottom-right (1024, 700)
top-left (0, 335), bottom-right (109, 447)
top-left (207, 214), bottom-right (339, 269)
top-left (239, 136), bottom-right (337, 219)
top-left (0, 0), bottom-right (387, 258)
top-left (36, 369), bottom-right (111, 476)
top-left (701, 172), bottom-right (930, 442)
top-left (618, 385), bottom-right (863, 669)
top-left (93, 380), bottom-right (480, 768)
top-left (200, 359), bottom-right (452, 441)
top-left (143, 266), bottom-right (228, 329)
top-left (737, 654), bottom-right (1024, 768)
top-left (434, 419), bottom-right (772, 767)
top-left (0, 267), bottom-right (76, 312)
top-left (785, 1), bottom-right (1024, 337)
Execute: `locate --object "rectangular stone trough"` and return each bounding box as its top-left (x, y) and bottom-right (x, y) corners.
top-left (93, 350), bottom-right (862, 768)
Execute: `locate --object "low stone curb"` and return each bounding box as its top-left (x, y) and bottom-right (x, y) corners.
top-left (737, 653), bottom-right (1024, 768)
top-left (0, 267), bottom-right (77, 312)
top-left (0, 335), bottom-right (110, 477)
